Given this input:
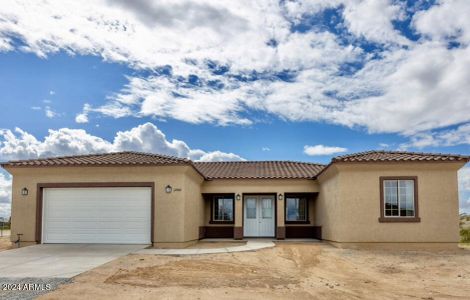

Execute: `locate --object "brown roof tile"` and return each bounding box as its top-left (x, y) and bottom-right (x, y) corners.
top-left (332, 150), bottom-right (470, 163)
top-left (1, 150), bottom-right (468, 180)
top-left (193, 161), bottom-right (325, 180)
top-left (1, 151), bottom-right (191, 168)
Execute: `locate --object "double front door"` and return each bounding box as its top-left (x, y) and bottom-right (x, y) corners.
top-left (243, 195), bottom-right (275, 237)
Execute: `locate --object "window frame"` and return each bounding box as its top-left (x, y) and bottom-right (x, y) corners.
top-left (209, 194), bottom-right (235, 224)
top-left (379, 176), bottom-right (420, 223)
top-left (284, 193), bottom-right (311, 224)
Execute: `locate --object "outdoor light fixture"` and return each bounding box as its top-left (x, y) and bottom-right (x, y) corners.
top-left (236, 193), bottom-right (241, 201)
top-left (21, 187), bottom-right (28, 196)
top-left (165, 185), bottom-right (173, 194)
top-left (278, 193), bottom-right (283, 201)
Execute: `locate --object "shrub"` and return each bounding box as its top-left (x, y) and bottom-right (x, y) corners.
top-left (461, 229), bottom-right (470, 243)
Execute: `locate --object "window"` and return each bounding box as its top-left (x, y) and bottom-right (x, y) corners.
top-left (246, 198), bottom-right (256, 219)
top-left (380, 177), bottom-right (420, 222)
top-left (285, 195), bottom-right (308, 223)
top-left (261, 198), bottom-right (273, 219)
top-left (212, 196), bottom-right (234, 222)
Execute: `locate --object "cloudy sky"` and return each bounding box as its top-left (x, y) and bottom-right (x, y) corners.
top-left (0, 0), bottom-right (469, 218)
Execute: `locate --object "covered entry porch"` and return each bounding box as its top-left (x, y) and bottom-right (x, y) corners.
top-left (199, 178), bottom-right (322, 240)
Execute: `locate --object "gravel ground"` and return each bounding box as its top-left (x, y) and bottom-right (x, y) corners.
top-left (0, 278), bottom-right (71, 300)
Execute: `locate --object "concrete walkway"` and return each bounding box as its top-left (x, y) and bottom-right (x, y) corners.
top-left (0, 244), bottom-right (147, 278)
top-left (134, 240), bottom-right (275, 255)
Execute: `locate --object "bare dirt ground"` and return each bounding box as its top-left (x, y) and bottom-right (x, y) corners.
top-left (40, 243), bottom-right (470, 300)
top-left (0, 233), bottom-right (13, 252)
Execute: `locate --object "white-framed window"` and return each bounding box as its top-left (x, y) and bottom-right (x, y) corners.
top-left (383, 179), bottom-right (415, 217)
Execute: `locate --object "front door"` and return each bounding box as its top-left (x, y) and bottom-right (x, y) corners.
top-left (243, 195), bottom-right (275, 237)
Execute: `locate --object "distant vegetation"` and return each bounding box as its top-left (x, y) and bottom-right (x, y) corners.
top-left (461, 214), bottom-right (470, 243)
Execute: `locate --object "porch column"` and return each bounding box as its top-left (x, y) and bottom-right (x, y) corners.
top-left (276, 193), bottom-right (286, 239)
top-left (234, 192), bottom-right (243, 239)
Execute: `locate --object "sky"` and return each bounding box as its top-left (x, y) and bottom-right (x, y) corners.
top-left (0, 0), bottom-right (470, 218)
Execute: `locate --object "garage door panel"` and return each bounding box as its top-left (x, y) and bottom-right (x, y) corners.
top-left (43, 187), bottom-right (151, 244)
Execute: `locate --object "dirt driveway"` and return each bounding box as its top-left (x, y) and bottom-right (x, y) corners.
top-left (40, 243), bottom-right (470, 300)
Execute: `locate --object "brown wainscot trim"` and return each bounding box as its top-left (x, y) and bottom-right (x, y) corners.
top-left (204, 226), bottom-right (234, 238)
top-left (199, 226), bottom-right (206, 239)
top-left (204, 193), bottom-right (235, 225)
top-left (276, 226), bottom-right (286, 240)
top-left (36, 182), bottom-right (155, 244)
top-left (379, 176), bottom-right (420, 223)
top-left (233, 226), bottom-right (243, 240)
top-left (285, 226), bottom-right (322, 239)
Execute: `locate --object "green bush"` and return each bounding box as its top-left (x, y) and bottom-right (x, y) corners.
top-left (461, 229), bottom-right (470, 243)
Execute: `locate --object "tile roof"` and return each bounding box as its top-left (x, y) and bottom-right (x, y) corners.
top-left (1, 150), bottom-right (467, 180)
top-left (193, 161), bottom-right (325, 180)
top-left (332, 150), bottom-right (470, 163)
top-left (0, 151), bottom-right (191, 167)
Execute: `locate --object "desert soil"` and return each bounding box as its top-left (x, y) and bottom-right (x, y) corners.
top-left (40, 243), bottom-right (470, 300)
top-left (0, 234), bottom-right (13, 252)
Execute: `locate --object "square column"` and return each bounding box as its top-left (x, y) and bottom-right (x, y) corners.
top-left (276, 193), bottom-right (285, 239)
top-left (234, 192), bottom-right (243, 239)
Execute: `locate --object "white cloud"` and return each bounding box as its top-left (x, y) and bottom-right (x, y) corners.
top-left (342, 0), bottom-right (409, 45)
top-left (45, 106), bottom-right (58, 118)
top-left (1, 1), bottom-right (470, 145)
top-left (30, 106), bottom-right (41, 110)
top-left (460, 166), bottom-right (470, 191)
top-left (49, 90), bottom-right (55, 95)
top-left (0, 171), bottom-right (11, 219)
top-left (413, 0), bottom-right (470, 46)
top-left (459, 165), bottom-right (470, 214)
top-left (262, 147), bottom-right (271, 151)
top-left (0, 123), bottom-right (245, 163)
top-left (400, 123), bottom-right (470, 149)
top-left (189, 150), bottom-right (245, 162)
top-left (75, 113), bottom-right (89, 123)
top-left (303, 145), bottom-right (347, 156)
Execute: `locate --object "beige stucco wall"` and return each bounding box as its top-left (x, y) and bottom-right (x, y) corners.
top-left (5, 165), bottom-right (203, 245)
top-left (182, 167), bottom-right (205, 242)
top-left (316, 165), bottom-right (341, 240)
top-left (201, 179), bottom-right (319, 227)
top-left (317, 162), bottom-right (465, 243)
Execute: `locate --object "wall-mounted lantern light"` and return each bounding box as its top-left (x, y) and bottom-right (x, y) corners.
top-left (21, 187), bottom-right (28, 196)
top-left (278, 193), bottom-right (283, 201)
top-left (165, 185), bottom-right (173, 194)
top-left (236, 193), bottom-right (241, 201)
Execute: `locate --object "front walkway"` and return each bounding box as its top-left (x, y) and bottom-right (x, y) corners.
top-left (134, 240), bottom-right (276, 255)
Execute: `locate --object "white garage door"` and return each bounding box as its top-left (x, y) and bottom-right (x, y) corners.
top-left (42, 187), bottom-right (151, 244)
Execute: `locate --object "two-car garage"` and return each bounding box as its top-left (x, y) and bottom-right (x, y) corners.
top-left (41, 186), bottom-right (152, 244)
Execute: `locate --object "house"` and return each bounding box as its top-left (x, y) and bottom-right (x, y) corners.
top-left (1, 150), bottom-right (468, 248)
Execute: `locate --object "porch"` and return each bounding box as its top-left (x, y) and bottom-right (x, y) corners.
top-left (199, 191), bottom-right (322, 240)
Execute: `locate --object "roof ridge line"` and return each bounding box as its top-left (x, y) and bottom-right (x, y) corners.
top-left (5, 150), bottom-right (190, 164)
top-left (193, 160), bottom-right (326, 166)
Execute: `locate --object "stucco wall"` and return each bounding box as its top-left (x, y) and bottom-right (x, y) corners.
top-left (182, 167), bottom-right (205, 242)
top-left (5, 165), bottom-right (200, 244)
top-left (316, 165), bottom-right (342, 240)
top-left (317, 162), bottom-right (464, 243)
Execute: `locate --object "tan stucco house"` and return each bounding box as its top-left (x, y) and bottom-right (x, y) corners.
top-left (1, 150), bottom-right (468, 248)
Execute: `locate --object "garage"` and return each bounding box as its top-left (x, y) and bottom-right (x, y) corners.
top-left (42, 187), bottom-right (152, 244)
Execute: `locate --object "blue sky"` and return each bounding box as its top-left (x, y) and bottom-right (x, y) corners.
top-left (0, 0), bottom-right (469, 217)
